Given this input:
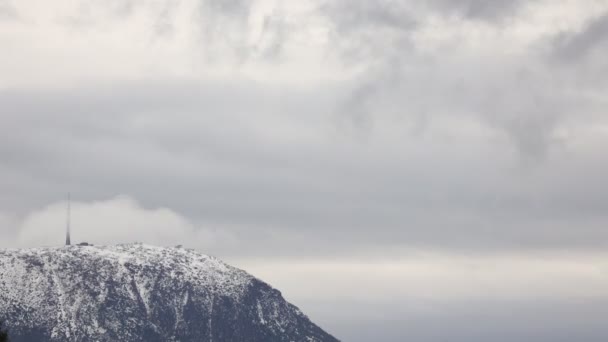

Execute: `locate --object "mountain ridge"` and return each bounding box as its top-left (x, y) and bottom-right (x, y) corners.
top-left (0, 243), bottom-right (338, 342)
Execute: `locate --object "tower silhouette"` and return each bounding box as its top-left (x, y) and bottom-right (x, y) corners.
top-left (66, 193), bottom-right (71, 246)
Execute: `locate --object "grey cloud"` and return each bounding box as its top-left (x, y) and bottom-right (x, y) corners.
top-left (320, 1), bottom-right (566, 160)
top-left (475, 69), bottom-right (570, 160)
top-left (56, 0), bottom-right (288, 61)
top-left (2, 80), bottom-right (608, 257)
top-left (204, 0), bottom-right (250, 16)
top-left (551, 13), bottom-right (608, 63)
top-left (195, 0), bottom-right (292, 63)
top-left (256, 7), bottom-right (290, 60)
top-left (321, 0), bottom-right (415, 33)
top-left (335, 57), bottom-right (405, 137)
top-left (337, 57), bottom-right (575, 160)
top-left (319, 1), bottom-right (417, 134)
top-left (427, 0), bottom-right (527, 22)
top-left (62, 0), bottom-right (136, 28)
top-left (495, 113), bottom-right (558, 161)
top-left (320, 0), bottom-right (527, 48)
top-left (152, 1), bottom-right (180, 37)
top-left (320, 0), bottom-right (416, 63)
top-left (0, 0), bottom-right (17, 20)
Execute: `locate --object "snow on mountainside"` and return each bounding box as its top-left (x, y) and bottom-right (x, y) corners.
top-left (0, 244), bottom-right (339, 342)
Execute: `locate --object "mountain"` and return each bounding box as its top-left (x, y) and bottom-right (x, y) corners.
top-left (0, 244), bottom-right (338, 342)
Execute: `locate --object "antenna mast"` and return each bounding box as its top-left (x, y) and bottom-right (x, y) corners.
top-left (66, 193), bottom-right (71, 246)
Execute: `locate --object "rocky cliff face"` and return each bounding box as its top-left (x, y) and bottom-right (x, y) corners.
top-left (0, 244), bottom-right (338, 342)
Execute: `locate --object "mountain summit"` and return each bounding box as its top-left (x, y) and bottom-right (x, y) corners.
top-left (0, 244), bottom-right (338, 342)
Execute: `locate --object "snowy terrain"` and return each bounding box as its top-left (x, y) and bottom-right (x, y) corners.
top-left (0, 243), bottom-right (338, 342)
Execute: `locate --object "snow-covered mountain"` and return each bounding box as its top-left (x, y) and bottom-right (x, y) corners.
top-left (0, 244), bottom-right (338, 342)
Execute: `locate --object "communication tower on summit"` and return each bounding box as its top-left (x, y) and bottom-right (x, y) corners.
top-left (66, 193), bottom-right (71, 246)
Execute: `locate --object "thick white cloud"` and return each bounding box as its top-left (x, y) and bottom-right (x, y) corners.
top-left (12, 196), bottom-right (236, 250)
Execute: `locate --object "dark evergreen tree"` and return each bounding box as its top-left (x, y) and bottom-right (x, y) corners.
top-left (0, 321), bottom-right (8, 342)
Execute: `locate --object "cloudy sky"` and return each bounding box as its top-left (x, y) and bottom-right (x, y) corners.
top-left (2, 0), bottom-right (608, 340)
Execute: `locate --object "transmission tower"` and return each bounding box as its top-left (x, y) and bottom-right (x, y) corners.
top-left (66, 193), bottom-right (71, 246)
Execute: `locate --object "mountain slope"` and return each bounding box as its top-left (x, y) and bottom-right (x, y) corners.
top-left (0, 244), bottom-right (338, 342)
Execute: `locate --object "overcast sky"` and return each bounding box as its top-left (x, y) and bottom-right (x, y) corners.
top-left (2, 0), bottom-right (608, 341)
